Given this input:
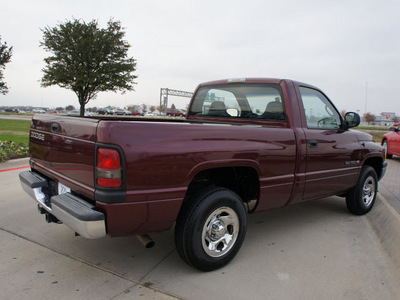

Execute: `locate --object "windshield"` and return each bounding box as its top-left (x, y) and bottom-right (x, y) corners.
top-left (189, 83), bottom-right (285, 121)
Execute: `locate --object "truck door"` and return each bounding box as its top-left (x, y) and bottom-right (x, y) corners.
top-left (298, 87), bottom-right (361, 200)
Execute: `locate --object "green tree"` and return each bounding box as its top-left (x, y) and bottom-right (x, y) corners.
top-left (0, 36), bottom-right (13, 95)
top-left (65, 105), bottom-right (75, 111)
top-left (363, 112), bottom-right (375, 125)
top-left (40, 19), bottom-right (137, 116)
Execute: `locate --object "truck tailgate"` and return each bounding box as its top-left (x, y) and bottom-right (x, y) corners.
top-left (29, 115), bottom-right (99, 200)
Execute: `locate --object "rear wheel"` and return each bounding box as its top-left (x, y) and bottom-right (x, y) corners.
top-left (346, 166), bottom-right (378, 215)
top-left (382, 140), bottom-right (393, 159)
top-left (174, 187), bottom-right (247, 271)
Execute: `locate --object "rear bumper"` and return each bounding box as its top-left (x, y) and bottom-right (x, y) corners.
top-left (19, 171), bottom-right (106, 239)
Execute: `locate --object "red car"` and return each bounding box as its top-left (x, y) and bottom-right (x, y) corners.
top-left (166, 109), bottom-right (185, 117)
top-left (382, 123), bottom-right (400, 158)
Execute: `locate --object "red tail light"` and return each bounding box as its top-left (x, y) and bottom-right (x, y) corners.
top-left (96, 148), bottom-right (122, 188)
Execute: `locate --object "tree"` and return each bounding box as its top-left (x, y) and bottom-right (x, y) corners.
top-left (0, 36), bottom-right (13, 95)
top-left (150, 105), bottom-right (156, 113)
top-left (170, 103), bottom-right (176, 110)
top-left (363, 112), bottom-right (375, 125)
top-left (40, 19), bottom-right (137, 116)
top-left (392, 116), bottom-right (399, 124)
top-left (141, 103), bottom-right (148, 113)
top-left (157, 104), bottom-right (165, 114)
top-left (65, 105), bottom-right (75, 111)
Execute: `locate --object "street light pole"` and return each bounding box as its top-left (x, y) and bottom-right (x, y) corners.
top-left (364, 81), bottom-right (368, 114)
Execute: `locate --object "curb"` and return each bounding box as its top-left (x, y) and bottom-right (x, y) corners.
top-left (366, 194), bottom-right (400, 267)
top-left (0, 157), bottom-right (29, 171)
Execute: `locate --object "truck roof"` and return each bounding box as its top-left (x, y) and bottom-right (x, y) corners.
top-left (197, 78), bottom-right (321, 92)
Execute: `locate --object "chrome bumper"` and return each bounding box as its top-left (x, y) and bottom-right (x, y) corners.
top-left (19, 171), bottom-right (106, 239)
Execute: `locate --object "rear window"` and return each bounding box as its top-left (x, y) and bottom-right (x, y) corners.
top-left (189, 84), bottom-right (285, 121)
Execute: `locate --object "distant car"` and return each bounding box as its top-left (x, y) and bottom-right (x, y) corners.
top-left (67, 110), bottom-right (80, 116)
top-left (144, 112), bottom-right (156, 117)
top-left (113, 108), bottom-right (125, 115)
top-left (131, 110), bottom-right (144, 116)
top-left (113, 108), bottom-right (132, 115)
top-left (97, 108), bottom-right (107, 115)
top-left (33, 109), bottom-right (46, 114)
top-left (382, 123), bottom-right (400, 158)
top-left (97, 108), bottom-right (114, 115)
top-left (166, 109), bottom-right (185, 117)
top-left (5, 108), bottom-right (19, 113)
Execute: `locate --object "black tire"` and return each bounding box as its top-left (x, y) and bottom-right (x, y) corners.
top-left (382, 140), bottom-right (393, 159)
top-left (174, 187), bottom-right (247, 271)
top-left (346, 166), bottom-right (378, 215)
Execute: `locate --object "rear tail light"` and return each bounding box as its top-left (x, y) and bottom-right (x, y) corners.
top-left (96, 148), bottom-right (122, 188)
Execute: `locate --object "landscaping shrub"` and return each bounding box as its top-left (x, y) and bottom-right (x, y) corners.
top-left (0, 140), bottom-right (29, 163)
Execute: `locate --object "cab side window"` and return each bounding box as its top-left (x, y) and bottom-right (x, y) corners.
top-left (299, 87), bottom-right (341, 129)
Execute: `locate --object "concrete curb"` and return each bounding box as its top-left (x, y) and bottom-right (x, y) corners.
top-left (367, 194), bottom-right (400, 267)
top-left (0, 157), bottom-right (29, 171)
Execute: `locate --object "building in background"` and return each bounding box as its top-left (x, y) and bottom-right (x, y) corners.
top-left (374, 112), bottom-right (397, 126)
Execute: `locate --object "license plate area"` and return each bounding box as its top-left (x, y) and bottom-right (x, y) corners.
top-left (58, 182), bottom-right (71, 195)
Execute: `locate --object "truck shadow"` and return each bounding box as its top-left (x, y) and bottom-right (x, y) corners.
top-left (38, 195), bottom-right (354, 277)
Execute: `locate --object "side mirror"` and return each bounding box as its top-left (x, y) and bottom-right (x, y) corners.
top-left (344, 112), bottom-right (360, 129)
top-left (390, 126), bottom-right (400, 132)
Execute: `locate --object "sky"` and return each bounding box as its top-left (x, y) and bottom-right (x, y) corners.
top-left (0, 0), bottom-right (399, 115)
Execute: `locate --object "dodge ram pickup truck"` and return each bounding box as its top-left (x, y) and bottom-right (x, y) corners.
top-left (20, 78), bottom-right (387, 271)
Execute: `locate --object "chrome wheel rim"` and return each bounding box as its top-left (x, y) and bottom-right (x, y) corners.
top-left (362, 175), bottom-right (376, 207)
top-left (201, 207), bottom-right (239, 258)
top-left (383, 142), bottom-right (388, 157)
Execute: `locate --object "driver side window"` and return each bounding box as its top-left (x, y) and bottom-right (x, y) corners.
top-left (299, 87), bottom-right (341, 129)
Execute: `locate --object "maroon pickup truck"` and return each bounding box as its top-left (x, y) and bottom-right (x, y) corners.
top-left (20, 78), bottom-right (387, 271)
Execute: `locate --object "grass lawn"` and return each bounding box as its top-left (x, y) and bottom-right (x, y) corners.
top-left (0, 119), bottom-right (31, 132)
top-left (0, 133), bottom-right (29, 145)
top-left (0, 119), bottom-right (30, 144)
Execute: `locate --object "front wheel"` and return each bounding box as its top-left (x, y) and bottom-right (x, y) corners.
top-left (174, 187), bottom-right (247, 271)
top-left (346, 166), bottom-right (378, 215)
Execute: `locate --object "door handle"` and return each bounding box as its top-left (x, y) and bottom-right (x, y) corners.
top-left (308, 140), bottom-right (318, 148)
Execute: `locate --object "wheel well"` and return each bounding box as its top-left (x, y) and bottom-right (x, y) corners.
top-left (364, 157), bottom-right (384, 179)
top-left (185, 167), bottom-right (259, 208)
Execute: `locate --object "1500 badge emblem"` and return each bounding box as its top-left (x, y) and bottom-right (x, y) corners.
top-left (31, 131), bottom-right (45, 141)
top-left (345, 160), bottom-right (360, 165)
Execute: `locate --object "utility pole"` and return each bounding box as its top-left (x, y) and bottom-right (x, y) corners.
top-left (364, 81), bottom-right (368, 114)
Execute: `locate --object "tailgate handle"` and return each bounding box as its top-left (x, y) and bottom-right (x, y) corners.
top-left (51, 123), bottom-right (60, 133)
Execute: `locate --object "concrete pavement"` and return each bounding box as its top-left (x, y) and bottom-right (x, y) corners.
top-left (379, 156), bottom-right (400, 213)
top-left (1, 158), bottom-right (399, 299)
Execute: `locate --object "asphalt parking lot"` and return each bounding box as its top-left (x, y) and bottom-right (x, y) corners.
top-left (1, 158), bottom-right (400, 300)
